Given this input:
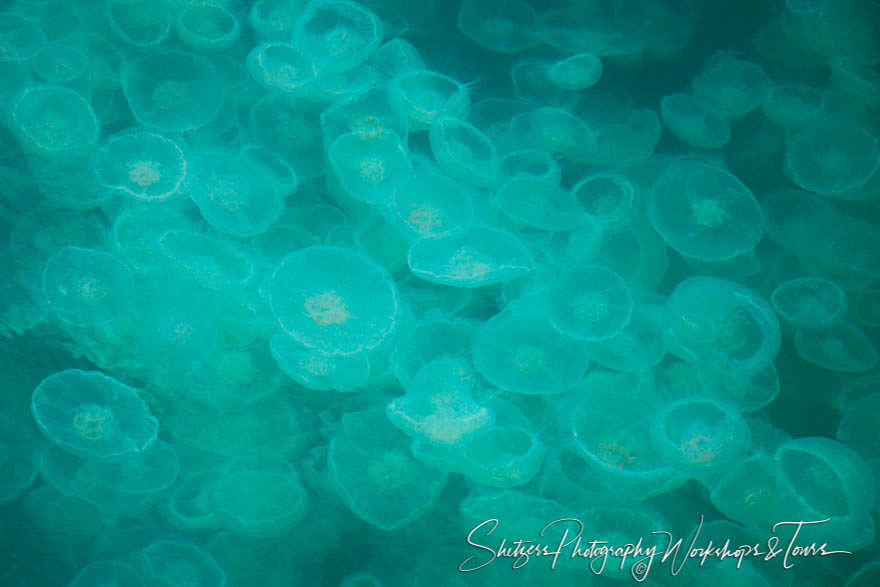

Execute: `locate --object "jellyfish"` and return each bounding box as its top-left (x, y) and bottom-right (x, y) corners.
top-left (456, 0), bottom-right (541, 54)
top-left (106, 0), bottom-right (172, 47)
top-left (529, 106), bottom-right (597, 161)
top-left (246, 42), bottom-right (318, 94)
top-left (69, 561), bottom-right (146, 587)
top-left (387, 69), bottom-right (472, 131)
top-left (547, 52), bottom-right (603, 91)
top-left (794, 322), bottom-right (878, 373)
top-left (294, 0), bottom-right (384, 73)
top-left (650, 159), bottom-right (764, 262)
top-left (10, 85), bottom-right (99, 157)
top-left (660, 93), bottom-right (731, 149)
top-left (494, 175), bottom-right (583, 231)
top-left (94, 439), bottom-right (180, 495)
top-left (570, 173), bottom-right (637, 229)
top-left (691, 58), bottom-right (773, 118)
top-left (0, 13), bottom-right (45, 64)
top-left (92, 128), bottom-right (187, 202)
top-left (327, 128), bottom-right (412, 205)
top-left (270, 333), bottom-right (370, 392)
top-left (784, 123), bottom-right (880, 195)
top-left (177, 3), bottom-right (241, 52)
top-left (268, 246), bottom-right (400, 355)
top-left (139, 540), bottom-right (226, 587)
top-left (838, 394), bottom-right (880, 460)
top-left (546, 264), bottom-right (633, 342)
top-left (429, 117), bottom-right (499, 188)
top-left (390, 170), bottom-right (474, 241)
top-left (771, 276), bottom-right (848, 328)
top-left (762, 83), bottom-right (824, 128)
top-left (31, 369), bottom-right (159, 461)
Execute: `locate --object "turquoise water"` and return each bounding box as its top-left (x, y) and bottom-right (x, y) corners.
top-left (1, 0), bottom-right (879, 585)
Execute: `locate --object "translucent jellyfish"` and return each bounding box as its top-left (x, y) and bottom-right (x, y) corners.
top-left (111, 206), bottom-right (190, 273)
top-left (31, 369), bottom-right (158, 461)
top-left (458, 422), bottom-right (545, 489)
top-left (650, 396), bottom-right (751, 473)
top-left (547, 53), bottom-right (602, 91)
top-left (0, 14), bottom-right (45, 63)
top-left (370, 37), bottom-right (425, 79)
top-left (248, 93), bottom-right (323, 180)
top-left (530, 107), bottom-right (597, 161)
top-left (387, 69), bottom-right (471, 131)
top-left (784, 124), bottom-right (880, 195)
top-left (794, 322), bottom-right (878, 373)
top-left (665, 277), bottom-right (781, 376)
top-left (140, 540), bottom-right (226, 587)
top-left (94, 439), bottom-right (179, 495)
top-left (583, 297), bottom-right (667, 372)
top-left (762, 83), bottom-right (824, 128)
top-left (456, 0), bottom-right (541, 54)
top-left (569, 373), bottom-right (685, 498)
top-left (185, 344), bottom-right (281, 408)
top-left (777, 437), bottom-right (875, 518)
top-left (510, 58), bottom-right (579, 108)
top-left (32, 44), bottom-right (88, 83)
top-left (494, 175), bottom-right (583, 231)
top-left (570, 173), bottom-right (637, 229)
top-left (185, 149), bottom-right (282, 237)
top-left (0, 412), bottom-right (43, 505)
top-left (268, 246), bottom-right (400, 355)
top-left (390, 171), bottom-right (473, 241)
top-left (107, 0), bottom-right (172, 47)
top-left (294, 0), bottom-right (384, 73)
top-left (211, 461), bottom-right (309, 537)
top-left (497, 149), bottom-right (561, 186)
top-left (10, 86), bottom-right (99, 157)
top-left (429, 117), bottom-right (499, 188)
top-left (472, 306), bottom-right (589, 395)
top-left (177, 3), bottom-right (241, 52)
top-left (546, 265), bottom-right (633, 342)
top-left (161, 471), bottom-right (222, 532)
top-left (69, 560), bottom-right (146, 587)
top-left (270, 333), bottom-right (369, 392)
top-left (159, 231), bottom-right (254, 290)
top-left (327, 129), bottom-right (412, 205)
top-left (691, 58), bottom-right (772, 118)
top-left (838, 394), bottom-right (880, 460)
top-left (387, 357), bottom-right (494, 445)
top-left (547, 217), bottom-right (604, 268)
top-left (248, 0), bottom-right (305, 41)
top-left (246, 43), bottom-right (317, 94)
top-left (42, 246), bottom-right (134, 327)
top-left (650, 159), bottom-right (764, 262)
top-left (710, 454), bottom-right (795, 529)
top-left (92, 129), bottom-right (186, 202)
top-left (589, 108), bottom-right (662, 167)
top-left (320, 85), bottom-right (407, 148)
top-left (829, 223), bottom-right (880, 280)
top-left (407, 225), bottom-right (533, 288)
top-left (328, 409), bottom-right (448, 530)
top-left (660, 93), bottom-right (731, 149)
top-left (771, 276), bottom-right (848, 328)
top-left (122, 51), bottom-right (224, 132)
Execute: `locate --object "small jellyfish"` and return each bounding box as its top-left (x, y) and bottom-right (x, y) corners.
top-left (407, 225), bottom-right (533, 288)
top-left (650, 396), bottom-right (751, 473)
top-left (456, 0), bottom-right (541, 54)
top-left (546, 265), bottom-right (633, 342)
top-left (776, 437), bottom-right (875, 518)
top-left (270, 333), bottom-right (370, 392)
top-left (472, 306), bottom-right (589, 395)
top-left (497, 149), bottom-right (561, 186)
top-left (246, 42), bottom-right (318, 94)
top-left (710, 454), bottom-right (793, 529)
top-left (294, 0), bottom-right (384, 73)
top-left (94, 438), bottom-right (179, 495)
top-left (122, 51), bottom-right (224, 132)
top-left (649, 158), bottom-right (764, 262)
top-left (530, 106), bottom-right (597, 161)
top-left (511, 58), bottom-right (579, 108)
top-left (794, 322), bottom-right (878, 373)
top-left (387, 69), bottom-right (471, 131)
top-left (660, 93), bottom-right (731, 149)
top-left (583, 298), bottom-right (666, 372)
top-left (771, 276), bottom-right (848, 328)
top-left (92, 128), bottom-right (187, 202)
top-left (31, 369), bottom-right (159, 461)
top-left (248, 0), bottom-right (305, 41)
top-left (10, 85), bottom-right (99, 157)
top-left (691, 58), bottom-right (773, 118)
top-left (268, 246), bottom-right (400, 356)
top-left (547, 52), bottom-right (603, 91)
top-left (391, 171), bottom-right (474, 241)
top-left (211, 461), bottom-right (309, 537)
top-left (185, 149), bottom-right (282, 237)
top-left (494, 175), bottom-right (583, 231)
top-left (320, 84), bottom-right (408, 146)
top-left (159, 231), bottom-right (254, 290)
top-left (160, 471), bottom-right (223, 532)
top-left (784, 124), bottom-right (880, 195)
top-left (665, 277), bottom-right (781, 376)
top-left (570, 173), bottom-right (637, 229)
top-left (589, 108), bottom-right (662, 167)
top-left (459, 423), bottom-right (546, 489)
top-left (42, 246), bottom-right (134, 327)
top-left (371, 37), bottom-right (425, 79)
top-left (177, 3), bottom-right (241, 52)
top-left (328, 409), bottom-right (448, 530)
top-left (107, 0), bottom-right (172, 47)
top-left (0, 14), bottom-right (46, 64)
top-left (761, 83), bottom-right (824, 128)
top-left (248, 93), bottom-right (323, 180)
top-left (387, 357), bottom-right (494, 446)
top-left (69, 561), bottom-right (146, 587)
top-left (32, 44), bottom-right (89, 83)
top-left (429, 117), bottom-right (499, 188)
top-left (140, 540), bottom-right (226, 587)
top-left (327, 128), bottom-right (412, 205)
